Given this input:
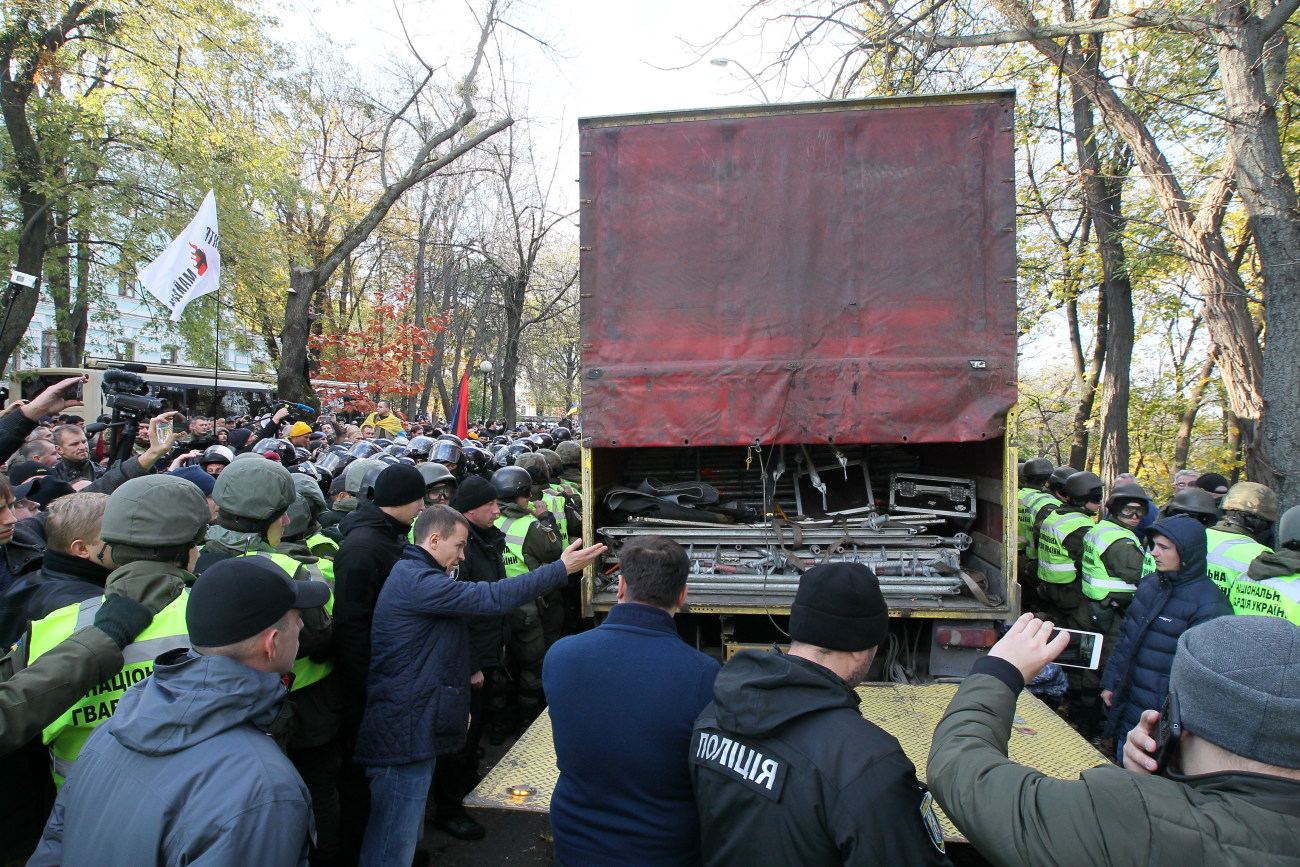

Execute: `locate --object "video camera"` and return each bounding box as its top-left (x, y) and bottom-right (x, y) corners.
top-left (102, 366), bottom-right (164, 421)
top-left (277, 400), bottom-right (317, 424)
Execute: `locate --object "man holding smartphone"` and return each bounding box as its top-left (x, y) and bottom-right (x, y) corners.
top-left (928, 614), bottom-right (1300, 865)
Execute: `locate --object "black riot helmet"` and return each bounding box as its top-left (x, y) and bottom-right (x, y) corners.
top-left (432, 435), bottom-right (463, 466)
top-left (1061, 471), bottom-right (1103, 506)
top-left (1048, 466), bottom-right (1079, 495)
top-left (1106, 482), bottom-right (1147, 514)
top-left (1165, 488), bottom-right (1220, 526)
top-left (492, 466), bottom-right (533, 501)
top-left (407, 435), bottom-right (436, 460)
top-left (1022, 458), bottom-right (1053, 486)
top-left (550, 427), bottom-right (572, 443)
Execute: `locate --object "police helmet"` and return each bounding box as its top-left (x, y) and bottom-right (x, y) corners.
top-left (492, 466), bottom-right (533, 501)
top-left (344, 458), bottom-right (386, 496)
top-left (250, 438), bottom-right (296, 466)
top-left (359, 463), bottom-right (386, 502)
top-left (419, 462), bottom-right (458, 490)
top-left (385, 443), bottom-right (410, 459)
top-left (1061, 471), bottom-right (1103, 504)
top-left (371, 438), bottom-right (394, 450)
top-left (1106, 481), bottom-right (1147, 511)
top-left (202, 444), bottom-right (236, 467)
top-left (348, 440), bottom-right (381, 460)
top-left (432, 435), bottom-right (463, 466)
top-left (1048, 466), bottom-right (1079, 494)
top-left (289, 461), bottom-right (324, 482)
top-left (555, 440), bottom-right (581, 467)
top-left (1278, 505), bottom-right (1300, 550)
top-left (492, 435), bottom-right (510, 446)
top-left (314, 445), bottom-right (349, 475)
top-left (1022, 458), bottom-right (1053, 485)
top-left (464, 446), bottom-right (492, 475)
top-left (537, 448), bottom-right (564, 478)
top-left (1221, 482), bottom-right (1280, 523)
top-left (1166, 488), bottom-right (1220, 526)
top-left (375, 453), bottom-right (399, 467)
top-left (407, 435), bottom-right (436, 460)
top-left (550, 427), bottom-right (572, 443)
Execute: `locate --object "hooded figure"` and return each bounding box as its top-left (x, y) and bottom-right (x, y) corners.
top-left (1100, 514), bottom-right (1233, 752)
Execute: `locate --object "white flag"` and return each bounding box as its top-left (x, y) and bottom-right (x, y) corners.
top-left (138, 190), bottom-right (221, 322)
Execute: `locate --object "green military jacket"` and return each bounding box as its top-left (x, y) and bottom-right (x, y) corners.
top-left (928, 661), bottom-right (1300, 866)
top-left (6, 560), bottom-right (188, 759)
top-left (497, 501), bottom-right (563, 572)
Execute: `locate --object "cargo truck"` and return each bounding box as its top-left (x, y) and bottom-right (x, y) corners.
top-left (576, 90), bottom-right (1020, 678)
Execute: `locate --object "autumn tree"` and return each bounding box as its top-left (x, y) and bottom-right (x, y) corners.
top-left (275, 0), bottom-right (513, 407)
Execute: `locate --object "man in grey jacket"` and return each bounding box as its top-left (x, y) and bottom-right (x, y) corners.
top-left (28, 556), bottom-right (331, 867)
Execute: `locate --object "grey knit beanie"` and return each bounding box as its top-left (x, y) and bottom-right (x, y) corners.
top-left (1171, 615), bottom-right (1300, 769)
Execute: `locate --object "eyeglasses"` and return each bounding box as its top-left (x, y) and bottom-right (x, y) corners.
top-left (1117, 506), bottom-right (1145, 519)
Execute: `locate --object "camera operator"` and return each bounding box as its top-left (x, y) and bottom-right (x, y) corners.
top-left (926, 613), bottom-right (1300, 865)
top-left (0, 378), bottom-right (86, 468)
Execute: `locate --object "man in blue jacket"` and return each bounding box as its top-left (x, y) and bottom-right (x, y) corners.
top-left (545, 535), bottom-right (720, 867)
top-left (29, 556), bottom-right (331, 867)
top-left (1101, 514), bottom-right (1233, 759)
top-left (353, 505), bottom-right (606, 867)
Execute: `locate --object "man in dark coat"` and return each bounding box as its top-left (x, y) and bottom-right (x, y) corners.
top-left (690, 562), bottom-right (949, 866)
top-left (352, 506), bottom-right (604, 867)
top-left (332, 463), bottom-right (427, 860)
top-left (1101, 514), bottom-right (1233, 757)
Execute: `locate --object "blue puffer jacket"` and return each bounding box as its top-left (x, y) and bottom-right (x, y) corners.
top-left (353, 544), bottom-right (568, 766)
top-left (1101, 515), bottom-right (1232, 744)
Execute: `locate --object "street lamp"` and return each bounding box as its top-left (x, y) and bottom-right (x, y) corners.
top-left (710, 57), bottom-right (772, 104)
top-left (477, 360), bottom-right (493, 426)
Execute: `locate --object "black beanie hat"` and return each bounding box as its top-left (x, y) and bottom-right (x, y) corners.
top-left (373, 464), bottom-right (426, 507)
top-left (453, 476), bottom-right (496, 513)
top-left (789, 562), bottom-right (889, 652)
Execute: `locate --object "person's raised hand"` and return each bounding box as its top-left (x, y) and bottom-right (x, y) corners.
top-left (22, 376), bottom-right (87, 421)
top-left (1122, 709), bottom-right (1162, 775)
top-left (987, 613), bottom-right (1071, 683)
top-left (559, 538), bottom-right (608, 574)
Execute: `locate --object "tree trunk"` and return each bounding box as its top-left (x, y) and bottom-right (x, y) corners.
top-left (1071, 72), bottom-right (1134, 484)
top-left (1066, 288), bottom-right (1106, 470)
top-left (1173, 349), bottom-right (1219, 469)
top-left (277, 267), bottom-right (320, 406)
top-left (499, 274), bottom-right (526, 427)
top-left (991, 0), bottom-right (1269, 480)
top-left (1215, 0), bottom-right (1300, 502)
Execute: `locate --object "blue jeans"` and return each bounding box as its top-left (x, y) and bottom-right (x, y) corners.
top-left (359, 757), bottom-right (436, 867)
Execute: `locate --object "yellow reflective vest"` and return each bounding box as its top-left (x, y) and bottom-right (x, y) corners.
top-left (1205, 528), bottom-right (1271, 594)
top-left (494, 514), bottom-right (537, 579)
top-left (28, 593), bottom-right (190, 786)
top-left (240, 551), bottom-right (334, 691)
top-left (1080, 521), bottom-right (1141, 600)
top-left (1037, 509), bottom-right (1095, 585)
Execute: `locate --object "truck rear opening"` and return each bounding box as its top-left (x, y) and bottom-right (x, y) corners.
top-left (577, 92), bottom-right (1019, 673)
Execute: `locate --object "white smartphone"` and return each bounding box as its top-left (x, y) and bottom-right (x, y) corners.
top-left (1049, 627), bottom-right (1103, 670)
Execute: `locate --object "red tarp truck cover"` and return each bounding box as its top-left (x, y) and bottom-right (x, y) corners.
top-left (578, 92), bottom-right (1017, 448)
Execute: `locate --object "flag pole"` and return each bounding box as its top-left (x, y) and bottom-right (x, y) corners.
top-left (211, 285), bottom-right (220, 417)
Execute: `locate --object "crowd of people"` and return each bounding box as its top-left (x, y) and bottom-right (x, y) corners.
top-left (1, 373), bottom-right (1298, 866)
top-left (0, 376), bottom-right (594, 866)
top-left (1015, 459), bottom-right (1296, 753)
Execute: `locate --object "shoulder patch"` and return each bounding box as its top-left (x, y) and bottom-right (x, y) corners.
top-left (690, 728), bottom-right (787, 801)
top-left (919, 790), bottom-right (946, 853)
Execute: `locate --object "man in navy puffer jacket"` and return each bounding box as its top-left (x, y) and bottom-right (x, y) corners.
top-left (353, 505), bottom-right (606, 867)
top-left (1101, 514), bottom-right (1232, 759)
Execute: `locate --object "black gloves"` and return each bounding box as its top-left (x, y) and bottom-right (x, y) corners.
top-left (92, 594), bottom-right (155, 650)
